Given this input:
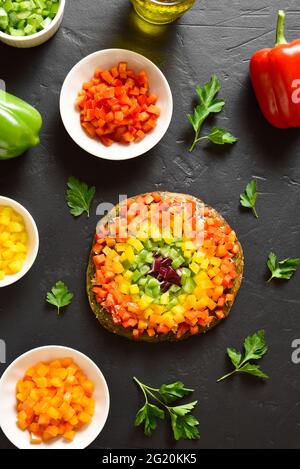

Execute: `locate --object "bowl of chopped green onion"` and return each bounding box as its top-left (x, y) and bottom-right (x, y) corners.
top-left (0, 0), bottom-right (65, 48)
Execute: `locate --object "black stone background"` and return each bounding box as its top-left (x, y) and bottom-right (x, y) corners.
top-left (1, 0), bottom-right (300, 449)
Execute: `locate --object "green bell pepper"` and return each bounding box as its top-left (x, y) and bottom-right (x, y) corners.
top-left (0, 89), bottom-right (42, 160)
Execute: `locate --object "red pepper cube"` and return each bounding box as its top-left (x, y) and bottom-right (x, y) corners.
top-left (105, 111), bottom-right (114, 123)
top-left (100, 136), bottom-right (114, 147)
top-left (111, 66), bottom-right (119, 78)
top-left (114, 111), bottom-right (124, 122)
top-left (118, 62), bottom-right (128, 79)
top-left (147, 105), bottom-right (161, 116)
top-left (122, 131), bottom-right (135, 143)
top-left (135, 130), bottom-right (145, 142)
top-left (101, 70), bottom-right (115, 85)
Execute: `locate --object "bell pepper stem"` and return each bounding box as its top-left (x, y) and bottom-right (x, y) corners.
top-left (275, 10), bottom-right (287, 46)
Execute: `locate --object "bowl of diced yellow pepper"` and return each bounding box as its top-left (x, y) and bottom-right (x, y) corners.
top-left (0, 196), bottom-right (39, 287)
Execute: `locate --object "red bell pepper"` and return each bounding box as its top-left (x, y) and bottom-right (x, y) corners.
top-left (250, 10), bottom-right (300, 128)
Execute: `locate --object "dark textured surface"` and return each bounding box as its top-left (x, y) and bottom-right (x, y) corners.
top-left (0, 0), bottom-right (300, 450)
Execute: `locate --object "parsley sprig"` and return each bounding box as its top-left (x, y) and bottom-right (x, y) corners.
top-left (187, 75), bottom-right (237, 152)
top-left (134, 377), bottom-right (199, 441)
top-left (240, 179), bottom-right (259, 218)
top-left (66, 176), bottom-right (95, 217)
top-left (267, 252), bottom-right (300, 282)
top-left (218, 330), bottom-right (269, 382)
top-left (46, 281), bottom-right (73, 314)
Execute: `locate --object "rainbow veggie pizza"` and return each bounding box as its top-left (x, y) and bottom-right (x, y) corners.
top-left (87, 192), bottom-right (243, 341)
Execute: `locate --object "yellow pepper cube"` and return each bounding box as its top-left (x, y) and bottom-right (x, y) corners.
top-left (144, 308), bottom-right (154, 319)
top-left (2, 240), bottom-right (14, 249)
top-left (174, 312), bottom-right (185, 323)
top-left (190, 262), bottom-right (200, 274)
top-left (124, 270), bottom-right (133, 280)
top-left (172, 305), bottom-right (185, 315)
top-left (102, 246), bottom-right (111, 256)
top-left (195, 271), bottom-right (209, 285)
top-left (125, 246), bottom-right (135, 263)
top-left (11, 213), bottom-right (23, 222)
top-left (107, 249), bottom-right (118, 259)
top-left (197, 296), bottom-right (210, 308)
top-left (8, 260), bottom-right (23, 273)
top-left (207, 268), bottom-right (217, 278)
top-left (161, 313), bottom-right (175, 328)
top-left (183, 241), bottom-right (195, 251)
top-left (2, 249), bottom-right (14, 260)
top-left (119, 283), bottom-right (129, 294)
top-left (130, 284), bottom-right (139, 295)
top-left (120, 252), bottom-right (127, 262)
top-left (199, 280), bottom-right (214, 290)
top-left (8, 222), bottom-right (23, 233)
top-left (112, 261), bottom-right (124, 274)
top-left (178, 294), bottom-right (187, 304)
top-left (139, 295), bottom-right (153, 310)
top-left (151, 231), bottom-right (161, 242)
top-left (185, 294), bottom-right (197, 308)
top-left (0, 215), bottom-right (10, 225)
top-left (183, 251), bottom-right (192, 259)
top-left (210, 257), bottom-right (222, 267)
top-left (193, 252), bottom-right (205, 264)
top-left (20, 233), bottom-right (27, 244)
top-left (160, 291), bottom-right (169, 305)
top-left (115, 275), bottom-right (123, 284)
top-left (0, 232), bottom-right (9, 243)
top-left (163, 233), bottom-right (174, 245)
top-left (127, 238), bottom-right (144, 252)
top-left (15, 242), bottom-right (27, 253)
top-left (115, 243), bottom-right (127, 252)
top-left (194, 287), bottom-right (206, 300)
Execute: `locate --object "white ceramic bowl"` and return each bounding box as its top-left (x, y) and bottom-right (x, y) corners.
top-left (0, 346), bottom-right (110, 449)
top-left (60, 48), bottom-right (173, 161)
top-left (0, 196), bottom-right (39, 288)
top-left (0, 0), bottom-right (65, 48)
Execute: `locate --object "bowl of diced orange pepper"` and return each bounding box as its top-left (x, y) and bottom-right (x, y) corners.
top-left (60, 48), bottom-right (173, 161)
top-left (0, 346), bottom-right (110, 449)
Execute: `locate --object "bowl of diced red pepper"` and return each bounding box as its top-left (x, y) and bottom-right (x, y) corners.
top-left (60, 49), bottom-right (173, 161)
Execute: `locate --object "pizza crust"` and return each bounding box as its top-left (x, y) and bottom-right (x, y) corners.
top-left (87, 192), bottom-right (244, 342)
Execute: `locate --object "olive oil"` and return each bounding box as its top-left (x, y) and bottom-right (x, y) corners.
top-left (131, 0), bottom-right (195, 25)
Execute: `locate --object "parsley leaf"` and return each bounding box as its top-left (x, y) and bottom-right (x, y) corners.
top-left (66, 176), bottom-right (95, 217)
top-left (187, 75), bottom-right (226, 152)
top-left (170, 401), bottom-right (198, 417)
top-left (203, 127), bottom-right (238, 145)
top-left (46, 281), bottom-right (73, 314)
top-left (227, 347), bottom-right (242, 369)
top-left (218, 330), bottom-right (269, 382)
top-left (134, 403), bottom-right (165, 437)
top-left (243, 329), bottom-right (268, 362)
top-left (238, 363), bottom-right (269, 379)
top-left (159, 381), bottom-right (194, 404)
top-left (267, 252), bottom-right (300, 282)
top-left (240, 179), bottom-right (259, 218)
top-left (133, 377), bottom-right (200, 441)
top-left (170, 412), bottom-right (200, 441)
